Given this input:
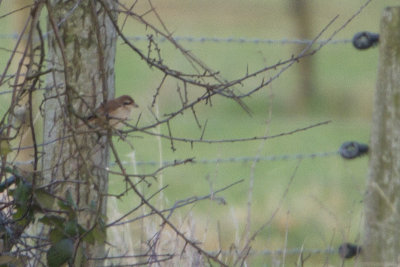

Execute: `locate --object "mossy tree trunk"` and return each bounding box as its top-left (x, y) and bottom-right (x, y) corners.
top-left (10, 0), bottom-right (38, 176)
top-left (364, 6), bottom-right (400, 265)
top-left (35, 1), bottom-right (117, 266)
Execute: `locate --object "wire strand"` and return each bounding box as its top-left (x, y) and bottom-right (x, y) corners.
top-left (0, 33), bottom-right (352, 45)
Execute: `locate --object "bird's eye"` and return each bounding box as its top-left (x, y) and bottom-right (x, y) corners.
top-left (123, 101), bottom-right (132, 105)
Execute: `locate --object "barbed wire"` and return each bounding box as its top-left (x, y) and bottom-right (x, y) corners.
top-left (5, 141), bottom-right (368, 169)
top-left (4, 151), bottom-right (339, 169)
top-left (0, 32), bottom-right (353, 96)
top-left (217, 247), bottom-right (336, 256)
top-left (114, 142), bottom-right (367, 167)
top-left (125, 35), bottom-right (352, 45)
top-left (104, 247), bottom-right (336, 260)
top-left (0, 33), bottom-right (352, 45)
top-left (121, 151), bottom-right (340, 167)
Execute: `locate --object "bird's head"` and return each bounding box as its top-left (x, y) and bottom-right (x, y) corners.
top-left (118, 95), bottom-right (139, 108)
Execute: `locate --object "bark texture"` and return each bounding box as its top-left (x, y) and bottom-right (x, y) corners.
top-left (40, 1), bottom-right (117, 265)
top-left (364, 6), bottom-right (400, 266)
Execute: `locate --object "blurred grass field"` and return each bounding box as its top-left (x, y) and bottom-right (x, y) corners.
top-left (1, 0), bottom-right (399, 265)
top-left (109, 1), bottom-right (384, 265)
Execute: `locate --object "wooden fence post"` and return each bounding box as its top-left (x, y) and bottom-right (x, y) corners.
top-left (364, 6), bottom-right (400, 265)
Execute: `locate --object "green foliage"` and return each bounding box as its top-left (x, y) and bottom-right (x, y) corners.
top-left (46, 238), bottom-right (74, 267)
top-left (34, 189), bottom-right (56, 210)
top-left (90, 221), bottom-right (106, 245)
top-left (2, 174), bottom-right (107, 264)
top-left (40, 191), bottom-right (106, 244)
top-left (44, 219), bottom-right (106, 265)
top-left (64, 220), bottom-right (79, 238)
top-left (9, 180), bottom-right (34, 227)
top-left (11, 181), bottom-right (31, 206)
top-left (0, 140), bottom-right (11, 156)
top-left (39, 215), bottom-right (65, 226)
top-left (40, 191), bottom-right (106, 265)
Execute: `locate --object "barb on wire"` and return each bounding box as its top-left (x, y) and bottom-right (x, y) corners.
top-left (339, 141), bottom-right (369, 159)
top-left (338, 243), bottom-right (362, 259)
top-left (352, 31), bottom-right (379, 50)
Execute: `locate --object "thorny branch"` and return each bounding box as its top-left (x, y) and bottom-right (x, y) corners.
top-left (0, 0), bottom-right (372, 266)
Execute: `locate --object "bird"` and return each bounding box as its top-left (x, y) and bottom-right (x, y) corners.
top-left (82, 95), bottom-right (138, 130)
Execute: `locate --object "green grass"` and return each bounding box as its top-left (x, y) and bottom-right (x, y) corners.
top-left (108, 111), bottom-right (369, 265)
top-left (107, 2), bottom-right (386, 264)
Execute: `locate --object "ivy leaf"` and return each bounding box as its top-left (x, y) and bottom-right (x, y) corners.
top-left (57, 199), bottom-right (73, 212)
top-left (91, 223), bottom-right (106, 244)
top-left (64, 220), bottom-right (79, 238)
top-left (80, 222), bottom-right (106, 245)
top-left (79, 225), bottom-right (94, 245)
top-left (34, 189), bottom-right (56, 210)
top-left (58, 190), bottom-right (78, 219)
top-left (11, 183), bottom-right (34, 226)
top-left (73, 244), bottom-right (84, 267)
top-left (46, 239), bottom-right (74, 267)
top-left (0, 140), bottom-right (11, 156)
top-left (65, 190), bottom-right (77, 210)
top-left (12, 182), bottom-right (32, 205)
top-left (49, 228), bottom-right (65, 243)
top-left (39, 215), bottom-right (65, 227)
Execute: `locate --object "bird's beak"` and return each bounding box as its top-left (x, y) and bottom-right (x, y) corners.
top-left (133, 102), bottom-right (139, 108)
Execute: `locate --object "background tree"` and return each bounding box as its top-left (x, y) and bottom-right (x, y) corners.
top-left (290, 0), bottom-right (315, 110)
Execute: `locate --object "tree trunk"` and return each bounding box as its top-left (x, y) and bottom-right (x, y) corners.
top-left (36, 1), bottom-right (117, 266)
top-left (290, 0), bottom-right (314, 109)
top-left (9, 0), bottom-right (37, 176)
top-left (363, 6), bottom-right (400, 265)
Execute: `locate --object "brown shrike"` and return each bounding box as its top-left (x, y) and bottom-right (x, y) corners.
top-left (83, 95), bottom-right (138, 130)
